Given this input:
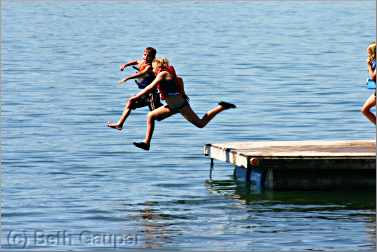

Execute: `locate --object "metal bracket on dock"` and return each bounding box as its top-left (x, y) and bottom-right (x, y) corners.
top-left (204, 144), bottom-right (211, 156)
top-left (209, 158), bottom-right (214, 180)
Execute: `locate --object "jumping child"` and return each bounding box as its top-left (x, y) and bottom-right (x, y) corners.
top-left (107, 47), bottom-right (162, 130)
top-left (128, 57), bottom-right (236, 151)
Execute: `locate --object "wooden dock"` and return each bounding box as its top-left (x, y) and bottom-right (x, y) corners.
top-left (204, 140), bottom-right (376, 190)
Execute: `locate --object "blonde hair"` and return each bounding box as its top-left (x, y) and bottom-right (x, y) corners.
top-left (367, 41), bottom-right (376, 64)
top-left (152, 57), bottom-right (170, 71)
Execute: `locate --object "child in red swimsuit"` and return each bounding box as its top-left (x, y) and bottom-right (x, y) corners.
top-left (128, 57), bottom-right (236, 151)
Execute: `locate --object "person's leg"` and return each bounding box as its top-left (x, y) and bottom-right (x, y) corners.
top-left (107, 97), bottom-right (147, 130)
top-left (107, 100), bottom-right (133, 130)
top-left (180, 101), bottom-right (235, 128)
top-left (133, 106), bottom-right (175, 150)
top-left (361, 94), bottom-right (376, 125)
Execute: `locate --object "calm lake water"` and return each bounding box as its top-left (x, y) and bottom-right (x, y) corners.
top-left (2, 0), bottom-right (376, 251)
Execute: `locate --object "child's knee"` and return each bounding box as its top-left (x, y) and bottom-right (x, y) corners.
top-left (193, 121), bottom-right (205, 128)
top-left (126, 100), bottom-right (133, 109)
top-left (361, 103), bottom-right (373, 113)
top-left (361, 107), bottom-right (369, 114)
top-left (147, 112), bottom-right (156, 121)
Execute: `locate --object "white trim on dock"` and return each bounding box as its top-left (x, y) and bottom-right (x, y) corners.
top-left (205, 139), bottom-right (376, 164)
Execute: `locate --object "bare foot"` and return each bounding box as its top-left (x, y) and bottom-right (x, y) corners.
top-left (107, 121), bottom-right (123, 131)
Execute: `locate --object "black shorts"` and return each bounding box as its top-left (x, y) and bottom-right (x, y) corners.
top-left (165, 96), bottom-right (190, 113)
top-left (130, 90), bottom-right (163, 111)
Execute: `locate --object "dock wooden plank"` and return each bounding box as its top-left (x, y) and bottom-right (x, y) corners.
top-left (204, 140), bottom-right (376, 190)
top-left (205, 140), bottom-right (375, 160)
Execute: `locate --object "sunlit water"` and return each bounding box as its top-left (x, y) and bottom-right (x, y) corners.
top-left (1, 0), bottom-right (376, 251)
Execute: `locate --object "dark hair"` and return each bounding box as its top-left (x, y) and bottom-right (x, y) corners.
top-left (145, 47), bottom-right (157, 59)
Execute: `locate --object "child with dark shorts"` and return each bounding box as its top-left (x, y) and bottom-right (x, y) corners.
top-left (128, 57), bottom-right (236, 151)
top-left (107, 47), bottom-right (162, 130)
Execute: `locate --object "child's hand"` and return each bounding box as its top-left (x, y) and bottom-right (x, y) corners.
top-left (120, 64), bottom-right (127, 71)
top-left (127, 96), bottom-right (138, 106)
top-left (118, 78), bottom-right (128, 84)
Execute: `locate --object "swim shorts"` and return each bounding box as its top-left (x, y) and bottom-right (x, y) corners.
top-left (130, 90), bottom-right (163, 111)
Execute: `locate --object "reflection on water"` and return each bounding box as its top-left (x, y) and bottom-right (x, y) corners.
top-left (205, 179), bottom-right (376, 251)
top-left (206, 179), bottom-right (376, 210)
top-left (124, 179), bottom-right (377, 251)
top-left (139, 202), bottom-right (178, 248)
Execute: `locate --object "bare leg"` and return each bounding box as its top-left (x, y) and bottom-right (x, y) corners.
top-left (134, 101), bottom-right (235, 150)
top-left (145, 106), bottom-right (175, 144)
top-left (180, 102), bottom-right (234, 128)
top-left (361, 94), bottom-right (376, 125)
top-left (107, 100), bottom-right (133, 130)
top-left (133, 106), bottom-right (175, 150)
top-left (144, 111), bottom-right (155, 146)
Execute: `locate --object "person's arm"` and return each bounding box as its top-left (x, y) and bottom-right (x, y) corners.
top-left (118, 65), bottom-right (152, 84)
top-left (120, 60), bottom-right (139, 71)
top-left (368, 64), bottom-right (376, 81)
top-left (129, 72), bottom-right (166, 102)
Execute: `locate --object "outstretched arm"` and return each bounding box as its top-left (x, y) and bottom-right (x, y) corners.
top-left (120, 60), bottom-right (138, 71)
top-left (118, 65), bottom-right (152, 84)
top-left (129, 72), bottom-right (165, 102)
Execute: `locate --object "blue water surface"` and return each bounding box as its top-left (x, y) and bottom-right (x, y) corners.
top-left (1, 0), bottom-right (376, 251)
